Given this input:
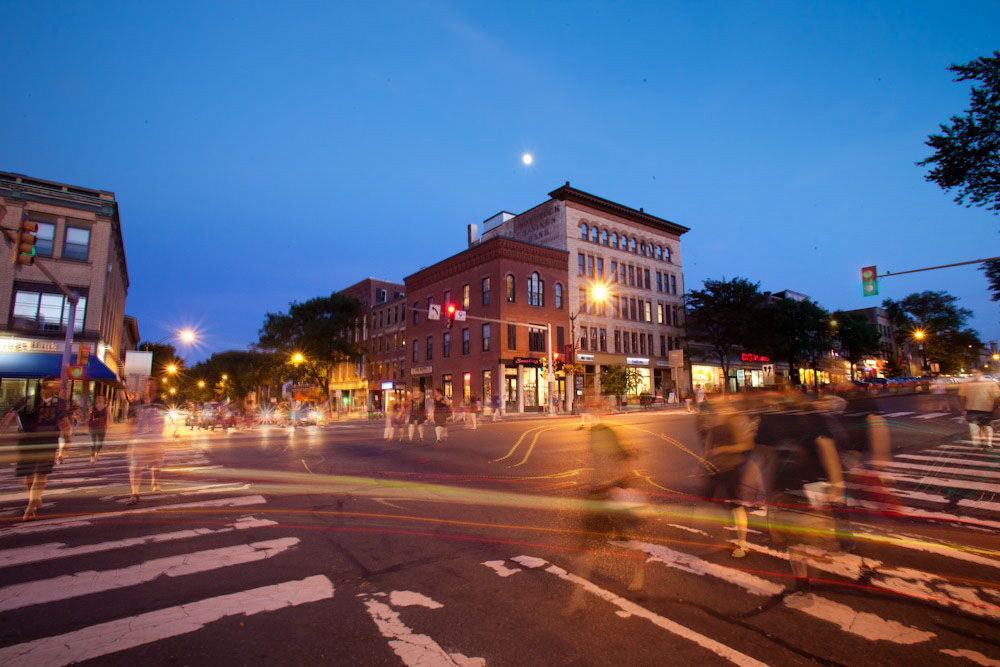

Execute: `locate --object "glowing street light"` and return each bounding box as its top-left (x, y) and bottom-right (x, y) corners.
top-left (590, 283), bottom-right (610, 304)
top-left (178, 328), bottom-right (197, 345)
top-left (221, 374), bottom-right (228, 381)
top-left (168, 387), bottom-right (177, 395)
top-left (197, 380), bottom-right (206, 388)
top-left (291, 352), bottom-right (305, 365)
top-left (166, 364), bottom-right (178, 375)
top-left (913, 330), bottom-right (926, 341)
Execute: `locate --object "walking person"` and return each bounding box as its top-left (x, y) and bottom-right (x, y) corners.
top-left (959, 369), bottom-right (1000, 449)
top-left (1, 377), bottom-right (71, 521)
top-left (468, 396), bottom-right (480, 430)
top-left (432, 389), bottom-right (451, 442)
top-left (87, 394), bottom-right (109, 464)
top-left (127, 380), bottom-right (166, 505)
top-left (383, 401), bottom-right (396, 441)
top-left (933, 377), bottom-right (951, 412)
top-left (701, 396), bottom-right (756, 558)
top-left (408, 391), bottom-right (426, 442)
top-left (491, 393), bottom-right (502, 422)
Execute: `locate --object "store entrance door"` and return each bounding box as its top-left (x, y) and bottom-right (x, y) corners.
top-left (504, 374), bottom-right (518, 411)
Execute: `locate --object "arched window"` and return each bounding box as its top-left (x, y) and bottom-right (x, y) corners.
top-left (528, 271), bottom-right (544, 306)
top-left (655, 245), bottom-right (662, 260)
top-left (640, 242), bottom-right (647, 257)
top-left (610, 232), bottom-right (618, 248)
top-left (590, 226), bottom-right (598, 243)
top-left (580, 223), bottom-right (588, 241)
top-left (629, 237), bottom-right (637, 253)
top-left (664, 246), bottom-right (672, 263)
top-left (506, 274), bottom-right (516, 302)
top-left (554, 282), bottom-right (563, 309)
top-left (601, 229), bottom-right (609, 245)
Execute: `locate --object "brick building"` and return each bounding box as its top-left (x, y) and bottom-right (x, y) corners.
top-left (0, 171), bottom-right (130, 414)
top-left (404, 237), bottom-right (569, 413)
top-left (480, 183), bottom-right (689, 405)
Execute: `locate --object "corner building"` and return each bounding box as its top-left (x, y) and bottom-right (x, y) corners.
top-left (404, 237), bottom-right (568, 413)
top-left (480, 183), bottom-right (689, 400)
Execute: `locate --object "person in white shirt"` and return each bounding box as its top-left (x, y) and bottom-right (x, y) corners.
top-left (958, 369), bottom-right (1000, 449)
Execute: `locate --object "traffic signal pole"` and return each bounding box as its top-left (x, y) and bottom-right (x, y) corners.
top-left (876, 256), bottom-right (1000, 278)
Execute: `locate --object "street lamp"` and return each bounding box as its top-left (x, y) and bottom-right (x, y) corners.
top-left (221, 374), bottom-right (228, 381)
top-left (911, 329), bottom-right (928, 373)
top-left (166, 364), bottom-right (178, 375)
top-left (197, 379), bottom-right (206, 389)
top-left (291, 352), bottom-right (305, 365)
top-left (567, 282), bottom-right (611, 413)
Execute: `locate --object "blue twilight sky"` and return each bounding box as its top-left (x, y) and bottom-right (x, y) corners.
top-left (1, 1), bottom-right (998, 360)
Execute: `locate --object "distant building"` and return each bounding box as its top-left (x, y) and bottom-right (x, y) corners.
top-left (0, 171), bottom-right (130, 413)
top-left (844, 306), bottom-right (899, 378)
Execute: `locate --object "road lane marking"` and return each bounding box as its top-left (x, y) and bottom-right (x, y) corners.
top-left (0, 495), bottom-right (267, 537)
top-left (883, 412), bottom-right (915, 418)
top-left (877, 461), bottom-right (1000, 480)
top-left (914, 412), bottom-right (951, 420)
top-left (0, 575), bottom-right (334, 666)
top-left (491, 424), bottom-right (554, 463)
top-left (875, 470), bottom-right (1000, 494)
top-left (0, 516), bottom-right (277, 569)
top-left (0, 537), bottom-right (300, 612)
top-left (362, 593), bottom-right (484, 666)
top-left (482, 560), bottom-right (522, 577)
top-left (510, 426), bottom-right (562, 467)
top-left (939, 648), bottom-right (1000, 666)
top-left (897, 454), bottom-right (997, 469)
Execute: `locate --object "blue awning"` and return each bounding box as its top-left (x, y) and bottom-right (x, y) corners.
top-left (0, 353), bottom-right (119, 381)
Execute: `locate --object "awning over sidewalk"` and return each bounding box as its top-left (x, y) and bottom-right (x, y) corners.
top-left (0, 352), bottom-right (119, 381)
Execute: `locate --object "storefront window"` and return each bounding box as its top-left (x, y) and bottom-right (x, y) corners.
top-left (463, 373), bottom-right (471, 402)
top-left (482, 370), bottom-right (492, 401)
top-left (691, 365), bottom-right (723, 392)
top-left (442, 374), bottom-right (452, 400)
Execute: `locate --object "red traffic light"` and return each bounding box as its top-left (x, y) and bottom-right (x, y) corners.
top-left (447, 304), bottom-right (456, 314)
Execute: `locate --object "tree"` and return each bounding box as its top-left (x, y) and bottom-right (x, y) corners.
top-left (138, 342), bottom-right (180, 377)
top-left (258, 293), bottom-right (364, 400)
top-left (600, 364), bottom-right (643, 405)
top-left (882, 291), bottom-right (979, 373)
top-left (917, 51), bottom-right (1000, 301)
top-left (685, 278), bottom-right (767, 393)
top-left (187, 350), bottom-right (281, 403)
top-left (759, 297), bottom-right (833, 388)
top-left (832, 311), bottom-right (881, 380)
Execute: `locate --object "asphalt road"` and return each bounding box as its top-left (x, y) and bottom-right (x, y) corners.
top-left (0, 391), bottom-right (997, 666)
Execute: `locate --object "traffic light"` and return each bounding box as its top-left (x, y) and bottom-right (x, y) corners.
top-left (445, 303), bottom-right (456, 328)
top-left (553, 352), bottom-right (563, 372)
top-left (12, 219), bottom-right (37, 265)
top-left (77, 343), bottom-right (90, 367)
top-left (861, 265), bottom-right (878, 297)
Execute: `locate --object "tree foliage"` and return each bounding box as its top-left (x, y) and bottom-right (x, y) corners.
top-left (759, 297), bottom-right (833, 387)
top-left (685, 278), bottom-right (767, 392)
top-left (600, 364), bottom-right (643, 402)
top-left (831, 311), bottom-right (881, 380)
top-left (882, 291), bottom-right (981, 373)
top-left (138, 342), bottom-right (182, 378)
top-left (186, 350), bottom-right (282, 402)
top-left (258, 293), bottom-right (364, 399)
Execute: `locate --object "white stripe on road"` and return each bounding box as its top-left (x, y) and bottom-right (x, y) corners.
top-left (897, 454), bottom-right (997, 469)
top-left (876, 471), bottom-right (1000, 494)
top-left (362, 594), bottom-right (484, 666)
top-left (0, 495), bottom-right (267, 537)
top-left (878, 461), bottom-right (1000, 480)
top-left (938, 444), bottom-right (999, 453)
top-left (508, 556), bottom-right (766, 666)
top-left (939, 648), bottom-right (1000, 667)
top-left (914, 412), bottom-right (951, 420)
top-left (0, 537), bottom-right (299, 612)
top-left (0, 575), bottom-right (333, 666)
top-left (620, 540), bottom-right (935, 644)
top-left (0, 484), bottom-right (120, 505)
top-left (103, 483), bottom-right (251, 503)
top-left (0, 516), bottom-right (277, 569)
top-left (883, 412), bottom-right (915, 418)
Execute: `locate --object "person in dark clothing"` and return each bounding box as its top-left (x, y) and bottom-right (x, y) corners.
top-left (408, 391), bottom-right (427, 442)
top-left (432, 389), bottom-right (451, 442)
top-left (1, 378), bottom-right (71, 521)
top-left (87, 394), bottom-right (109, 464)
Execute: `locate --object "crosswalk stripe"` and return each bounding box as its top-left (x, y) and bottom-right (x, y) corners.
top-left (876, 470), bottom-right (1000, 494)
top-left (619, 540), bottom-right (935, 644)
top-left (0, 494), bottom-right (267, 537)
top-left (0, 516), bottom-right (277, 569)
top-left (883, 412), bottom-right (915, 418)
top-left (0, 537), bottom-right (299, 612)
top-left (914, 412), bottom-right (951, 420)
top-left (0, 575), bottom-right (334, 666)
top-left (878, 461), bottom-right (1000, 480)
top-left (102, 483), bottom-right (251, 503)
top-left (361, 593), bottom-right (485, 666)
top-left (897, 454), bottom-right (997, 469)
top-left (507, 556), bottom-right (766, 666)
top-left (958, 498), bottom-right (1000, 514)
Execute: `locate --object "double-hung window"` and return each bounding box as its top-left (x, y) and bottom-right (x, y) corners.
top-left (482, 324), bottom-right (491, 352)
top-left (461, 328), bottom-right (470, 354)
top-left (442, 332), bottom-right (451, 358)
top-left (34, 222), bottom-right (55, 257)
top-left (63, 225), bottom-right (91, 260)
top-left (528, 326), bottom-right (546, 353)
top-left (482, 277), bottom-right (490, 305)
top-left (12, 286), bottom-right (86, 332)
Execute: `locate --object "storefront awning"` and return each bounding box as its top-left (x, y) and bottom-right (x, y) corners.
top-left (0, 353), bottom-right (119, 381)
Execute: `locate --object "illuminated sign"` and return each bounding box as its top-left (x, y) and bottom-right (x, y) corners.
top-left (626, 357), bottom-right (649, 366)
top-left (513, 357), bottom-right (541, 367)
top-left (380, 381), bottom-right (395, 390)
top-left (575, 353), bottom-right (595, 362)
top-left (0, 337), bottom-right (62, 353)
top-left (740, 353), bottom-right (770, 363)
top-left (410, 366), bottom-right (433, 375)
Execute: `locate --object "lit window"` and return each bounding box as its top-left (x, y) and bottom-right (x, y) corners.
top-left (528, 272), bottom-right (544, 306)
top-left (506, 274), bottom-right (516, 303)
top-left (462, 284), bottom-right (470, 309)
top-left (554, 282), bottom-right (563, 309)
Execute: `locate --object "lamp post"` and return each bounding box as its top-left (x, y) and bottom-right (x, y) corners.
top-left (912, 329), bottom-right (927, 374)
top-left (567, 283), bottom-right (610, 414)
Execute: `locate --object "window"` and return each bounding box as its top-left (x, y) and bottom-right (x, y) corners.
top-left (599, 328), bottom-right (607, 352)
top-left (629, 237), bottom-right (637, 253)
top-left (660, 335), bottom-right (666, 357)
top-left (668, 337), bottom-right (675, 351)
top-left (630, 299), bottom-right (638, 320)
top-left (648, 334), bottom-right (654, 355)
top-left (506, 275), bottom-right (516, 302)
top-left (443, 290), bottom-right (451, 306)
top-left (665, 246), bottom-right (672, 263)
top-left (554, 282), bottom-right (563, 309)
top-left (644, 269), bottom-right (651, 289)
top-left (483, 370), bottom-right (493, 400)
top-left (443, 374), bottom-right (452, 400)
top-left (482, 323), bottom-right (491, 352)
top-left (462, 284), bottom-right (470, 309)
top-left (620, 296), bottom-right (628, 319)
top-left (577, 253), bottom-right (585, 276)
top-left (443, 332), bottom-right (451, 358)
top-left (622, 331), bottom-right (629, 353)
top-left (611, 261), bottom-right (618, 282)
top-left (482, 277), bottom-right (491, 305)
top-left (631, 332), bottom-right (638, 353)
top-left (640, 241), bottom-right (647, 257)
top-left (427, 296), bottom-right (434, 314)
top-left (673, 305), bottom-right (681, 326)
top-left (640, 334), bottom-right (646, 355)
top-left (656, 245), bottom-right (663, 260)
top-left (590, 226), bottom-right (598, 243)
top-left (656, 272), bottom-right (662, 292)
top-left (613, 298), bottom-right (620, 319)
top-left (556, 326), bottom-right (565, 351)
top-left (412, 339), bottom-right (419, 362)
top-left (63, 226), bottom-right (90, 261)
top-left (580, 223), bottom-right (588, 240)
top-left (628, 265), bottom-right (635, 286)
top-left (601, 229), bottom-right (609, 245)
top-left (670, 274), bottom-right (677, 295)
top-left (596, 258), bottom-right (603, 279)
top-left (33, 222), bottom-right (55, 257)
top-left (462, 328), bottom-right (470, 354)
top-left (590, 327), bottom-right (597, 352)
top-left (579, 330), bottom-right (588, 351)
top-left (587, 255), bottom-right (594, 277)
top-left (426, 336), bottom-right (433, 361)
top-left (507, 323), bottom-right (516, 350)
top-left (12, 288), bottom-right (86, 332)
top-left (610, 232), bottom-right (618, 249)
top-left (657, 303), bottom-right (664, 324)
top-left (528, 272), bottom-right (544, 307)
top-left (528, 326), bottom-right (546, 353)
top-left (413, 302), bottom-right (420, 324)
top-left (614, 330), bottom-right (622, 353)
top-left (645, 301), bottom-right (652, 322)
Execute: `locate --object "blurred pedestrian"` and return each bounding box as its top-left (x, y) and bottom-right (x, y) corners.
top-left (408, 391), bottom-right (426, 442)
top-left (468, 396), bottom-right (480, 430)
top-left (1, 377), bottom-right (70, 521)
top-left (383, 400), bottom-right (396, 441)
top-left (933, 377), bottom-right (951, 412)
top-left (127, 380), bottom-right (166, 505)
top-left (432, 389), bottom-right (451, 442)
top-left (701, 396), bottom-right (756, 558)
top-left (87, 394), bottom-right (108, 464)
top-left (491, 393), bottom-right (501, 421)
top-left (695, 383), bottom-right (706, 404)
top-left (958, 369), bottom-right (999, 449)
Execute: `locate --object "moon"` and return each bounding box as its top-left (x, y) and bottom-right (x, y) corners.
top-left (521, 153), bottom-right (534, 166)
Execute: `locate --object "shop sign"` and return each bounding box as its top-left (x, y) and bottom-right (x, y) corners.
top-left (513, 357), bottom-right (541, 367)
top-left (0, 337), bottom-right (62, 353)
top-left (740, 353), bottom-right (770, 363)
top-left (655, 360), bottom-right (670, 367)
top-left (626, 357), bottom-right (649, 366)
top-left (668, 350), bottom-right (684, 367)
top-left (410, 366), bottom-right (433, 376)
top-left (575, 353), bottom-right (595, 362)
top-left (380, 381), bottom-right (395, 390)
